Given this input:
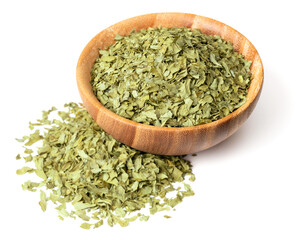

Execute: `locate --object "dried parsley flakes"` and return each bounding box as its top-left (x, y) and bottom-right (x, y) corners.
top-left (16, 103), bottom-right (195, 229)
top-left (91, 27), bottom-right (252, 127)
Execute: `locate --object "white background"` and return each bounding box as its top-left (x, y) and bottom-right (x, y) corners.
top-left (1, 0), bottom-right (299, 239)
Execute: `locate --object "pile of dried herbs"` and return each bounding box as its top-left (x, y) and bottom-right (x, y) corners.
top-left (91, 27), bottom-right (252, 127)
top-left (16, 103), bottom-right (195, 229)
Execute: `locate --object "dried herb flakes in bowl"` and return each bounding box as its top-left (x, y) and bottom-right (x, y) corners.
top-left (16, 103), bottom-right (195, 229)
top-left (91, 27), bottom-right (252, 127)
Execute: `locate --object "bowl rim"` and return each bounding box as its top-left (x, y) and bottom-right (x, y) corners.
top-left (77, 12), bottom-right (264, 133)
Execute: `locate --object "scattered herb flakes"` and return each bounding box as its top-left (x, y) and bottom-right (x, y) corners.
top-left (16, 103), bottom-right (195, 228)
top-left (91, 27), bottom-right (252, 127)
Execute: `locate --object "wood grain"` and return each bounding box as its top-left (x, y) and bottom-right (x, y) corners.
top-left (76, 12), bottom-right (263, 155)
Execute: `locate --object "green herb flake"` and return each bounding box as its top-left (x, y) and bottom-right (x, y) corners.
top-left (22, 181), bottom-right (40, 192)
top-left (139, 214), bottom-right (150, 221)
top-left (80, 222), bottom-right (92, 230)
top-left (39, 190), bottom-right (47, 212)
top-left (16, 166), bottom-right (35, 175)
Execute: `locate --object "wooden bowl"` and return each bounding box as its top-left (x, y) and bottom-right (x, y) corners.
top-left (76, 12), bottom-right (263, 155)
